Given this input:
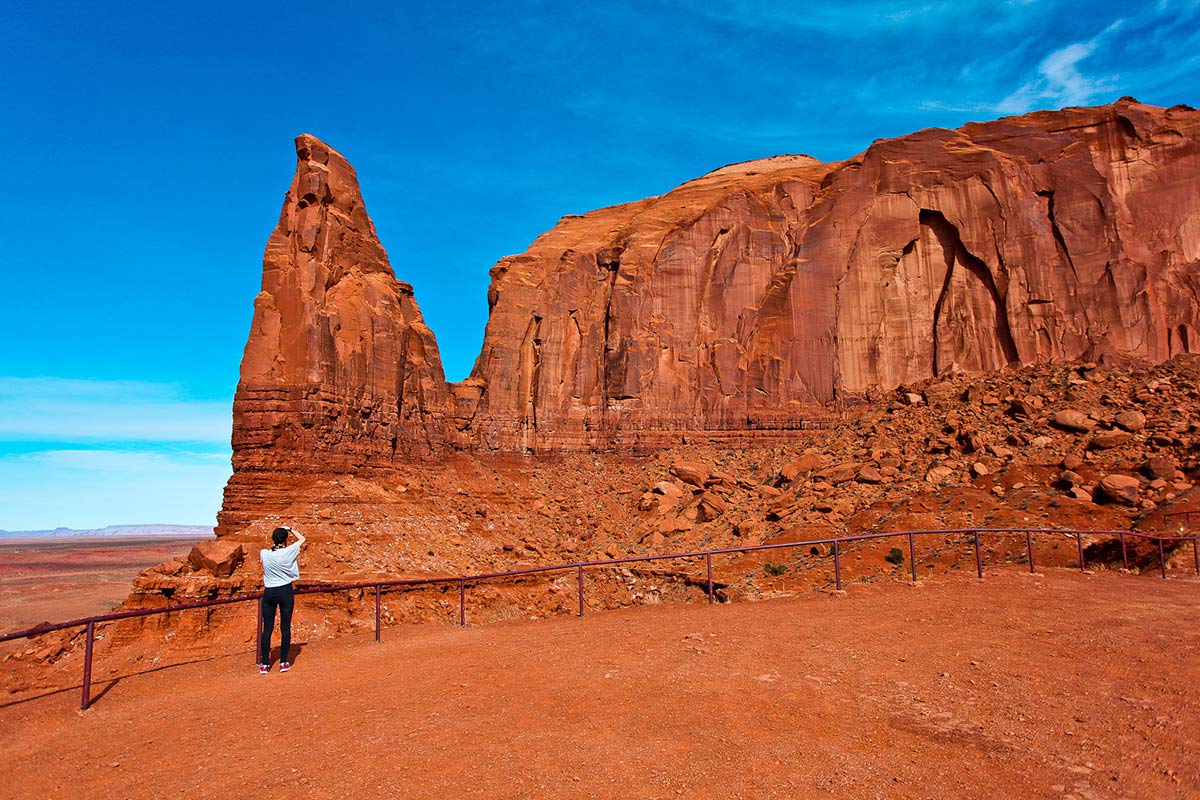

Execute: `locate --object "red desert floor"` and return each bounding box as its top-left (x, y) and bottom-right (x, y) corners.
top-left (0, 537), bottom-right (206, 633)
top-left (1, 568), bottom-right (1198, 799)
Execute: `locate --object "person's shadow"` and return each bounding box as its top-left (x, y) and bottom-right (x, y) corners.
top-left (268, 640), bottom-right (306, 666)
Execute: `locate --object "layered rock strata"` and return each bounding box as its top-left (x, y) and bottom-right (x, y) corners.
top-left (221, 100), bottom-right (1200, 532)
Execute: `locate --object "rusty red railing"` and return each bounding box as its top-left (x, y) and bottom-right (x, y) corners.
top-left (2, 526), bottom-right (1197, 711)
top-left (1164, 509), bottom-right (1200, 526)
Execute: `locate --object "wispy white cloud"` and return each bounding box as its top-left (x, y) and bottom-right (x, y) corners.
top-left (0, 377), bottom-right (231, 443)
top-left (21, 448), bottom-right (229, 471)
top-left (995, 29), bottom-right (1121, 114)
top-left (989, 1), bottom-right (1200, 116)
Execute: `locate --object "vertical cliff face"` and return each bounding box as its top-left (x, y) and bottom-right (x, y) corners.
top-left (227, 136), bottom-right (450, 489)
top-left (222, 99), bottom-right (1200, 531)
top-left (819, 102), bottom-right (1200, 396)
top-left (466, 100), bottom-right (1200, 450)
top-left (458, 155), bottom-right (835, 449)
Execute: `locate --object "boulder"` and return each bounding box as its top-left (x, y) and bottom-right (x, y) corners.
top-left (696, 492), bottom-right (728, 522)
top-left (958, 429), bottom-right (984, 453)
top-left (779, 453), bottom-right (823, 482)
top-left (705, 470), bottom-right (737, 487)
top-left (922, 382), bottom-right (956, 403)
top-left (1088, 430), bottom-right (1132, 450)
top-left (669, 461), bottom-right (710, 488)
top-left (818, 463), bottom-right (859, 484)
top-left (1114, 410), bottom-right (1147, 432)
top-left (1059, 470), bottom-right (1083, 487)
top-left (732, 519), bottom-right (761, 538)
top-left (1096, 474), bottom-right (1140, 506)
top-left (187, 539), bottom-right (245, 578)
top-left (1141, 457), bottom-right (1176, 481)
top-left (657, 516), bottom-right (693, 534)
top-left (856, 467), bottom-right (883, 484)
top-left (1008, 397), bottom-right (1039, 418)
top-left (766, 493), bottom-right (800, 520)
top-left (1051, 410), bottom-right (1095, 433)
top-left (652, 481), bottom-right (683, 497)
top-left (925, 466), bottom-right (956, 485)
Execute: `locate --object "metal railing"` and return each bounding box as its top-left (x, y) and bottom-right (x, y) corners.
top-left (2, 526), bottom-right (1197, 711)
top-left (1164, 510), bottom-right (1200, 527)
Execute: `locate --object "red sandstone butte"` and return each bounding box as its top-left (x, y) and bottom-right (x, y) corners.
top-left (233, 135), bottom-right (451, 465)
top-left (469, 99), bottom-right (1200, 449)
top-left (219, 99), bottom-right (1200, 532)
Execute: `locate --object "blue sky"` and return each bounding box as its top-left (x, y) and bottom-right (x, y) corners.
top-left (2, 0), bottom-right (1197, 530)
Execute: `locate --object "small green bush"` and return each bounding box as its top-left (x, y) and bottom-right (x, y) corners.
top-left (885, 547), bottom-right (904, 565)
top-left (763, 562), bottom-right (789, 577)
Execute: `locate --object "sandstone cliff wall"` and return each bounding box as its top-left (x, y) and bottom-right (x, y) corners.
top-left (221, 135), bottom-right (451, 530)
top-left (220, 100), bottom-right (1200, 531)
top-left (467, 100), bottom-right (1200, 450)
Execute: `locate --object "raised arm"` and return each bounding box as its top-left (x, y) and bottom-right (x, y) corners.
top-left (286, 526), bottom-right (306, 546)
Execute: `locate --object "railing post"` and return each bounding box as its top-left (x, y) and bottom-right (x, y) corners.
top-left (374, 584), bottom-right (381, 643)
top-left (908, 531), bottom-right (917, 582)
top-left (833, 541), bottom-right (842, 591)
top-left (973, 530), bottom-right (983, 579)
top-left (459, 578), bottom-right (466, 627)
top-left (576, 564), bottom-right (584, 617)
top-left (1193, 537), bottom-right (1199, 575)
top-left (1026, 531), bottom-right (1035, 574)
top-left (1120, 531), bottom-right (1129, 571)
top-left (1158, 539), bottom-right (1167, 579)
top-left (706, 553), bottom-right (714, 604)
top-left (80, 621), bottom-right (95, 711)
top-left (1076, 531), bottom-right (1086, 572)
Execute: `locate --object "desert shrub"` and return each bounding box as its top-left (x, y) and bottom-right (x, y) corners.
top-left (763, 562), bottom-right (788, 577)
top-left (885, 547), bottom-right (904, 565)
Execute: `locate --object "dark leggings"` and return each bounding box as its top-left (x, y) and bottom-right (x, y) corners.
top-left (259, 583), bottom-right (295, 664)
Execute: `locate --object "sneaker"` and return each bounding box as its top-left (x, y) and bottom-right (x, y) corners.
top-left (259, 664), bottom-right (270, 675)
top-left (279, 662), bottom-right (291, 673)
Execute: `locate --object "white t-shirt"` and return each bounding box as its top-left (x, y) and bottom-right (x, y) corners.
top-left (261, 542), bottom-right (301, 588)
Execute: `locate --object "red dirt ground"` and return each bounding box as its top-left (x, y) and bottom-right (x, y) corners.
top-left (2, 568), bottom-right (1197, 799)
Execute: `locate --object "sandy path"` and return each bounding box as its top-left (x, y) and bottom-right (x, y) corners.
top-left (2, 569), bottom-right (1198, 799)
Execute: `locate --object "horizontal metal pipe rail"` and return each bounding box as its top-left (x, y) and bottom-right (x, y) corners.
top-left (2, 526), bottom-right (1196, 711)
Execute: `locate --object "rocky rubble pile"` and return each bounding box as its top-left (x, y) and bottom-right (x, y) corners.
top-left (621, 355), bottom-right (1200, 562)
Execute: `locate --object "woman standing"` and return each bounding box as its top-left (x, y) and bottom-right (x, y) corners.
top-left (258, 525), bottom-right (304, 674)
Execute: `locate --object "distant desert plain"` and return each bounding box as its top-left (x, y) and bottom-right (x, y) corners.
top-left (0, 526), bottom-right (214, 635)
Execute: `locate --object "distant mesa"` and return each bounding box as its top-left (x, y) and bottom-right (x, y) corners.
top-left (220, 99), bottom-right (1200, 533)
top-left (0, 524), bottom-right (216, 539)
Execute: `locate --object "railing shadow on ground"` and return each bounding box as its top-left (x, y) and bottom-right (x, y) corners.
top-left (0, 647), bottom-right (258, 711)
top-left (2, 524), bottom-right (1197, 712)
